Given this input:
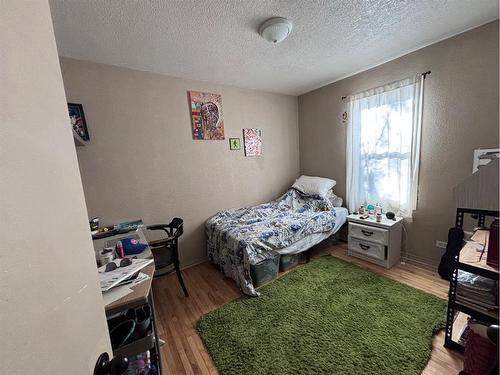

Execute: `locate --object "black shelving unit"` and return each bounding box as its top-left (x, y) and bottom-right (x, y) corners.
top-left (111, 292), bottom-right (163, 374)
top-left (105, 265), bottom-right (163, 375)
top-left (444, 208), bottom-right (499, 353)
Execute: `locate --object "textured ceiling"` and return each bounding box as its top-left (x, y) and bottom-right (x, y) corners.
top-left (49, 0), bottom-right (498, 95)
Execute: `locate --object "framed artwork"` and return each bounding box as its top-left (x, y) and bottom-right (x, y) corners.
top-left (68, 103), bottom-right (90, 141)
top-left (229, 138), bottom-right (241, 150)
top-left (188, 91), bottom-right (225, 140)
top-left (243, 128), bottom-right (262, 156)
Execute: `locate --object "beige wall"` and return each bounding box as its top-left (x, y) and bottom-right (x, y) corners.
top-left (0, 1), bottom-right (110, 373)
top-left (60, 58), bottom-right (300, 267)
top-left (299, 21), bottom-right (499, 266)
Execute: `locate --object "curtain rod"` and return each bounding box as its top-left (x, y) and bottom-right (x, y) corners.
top-left (341, 70), bottom-right (431, 100)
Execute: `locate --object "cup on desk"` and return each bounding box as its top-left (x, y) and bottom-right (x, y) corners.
top-left (99, 247), bottom-right (115, 266)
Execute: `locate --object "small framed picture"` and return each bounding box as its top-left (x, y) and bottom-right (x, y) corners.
top-left (229, 138), bottom-right (241, 150)
top-left (68, 103), bottom-right (90, 141)
top-left (243, 128), bottom-right (262, 156)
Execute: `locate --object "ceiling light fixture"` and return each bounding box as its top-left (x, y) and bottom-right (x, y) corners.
top-left (258, 17), bottom-right (293, 44)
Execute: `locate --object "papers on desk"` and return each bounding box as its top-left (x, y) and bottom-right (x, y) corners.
top-left (102, 272), bottom-right (151, 306)
top-left (98, 258), bottom-right (153, 292)
top-left (118, 271), bottom-right (150, 287)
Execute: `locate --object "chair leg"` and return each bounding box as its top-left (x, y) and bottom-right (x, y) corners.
top-left (175, 264), bottom-right (189, 297)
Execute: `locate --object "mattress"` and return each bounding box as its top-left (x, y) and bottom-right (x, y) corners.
top-left (206, 189), bottom-right (346, 296)
top-left (277, 207), bottom-right (347, 255)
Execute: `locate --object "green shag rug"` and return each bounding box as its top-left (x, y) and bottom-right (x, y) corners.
top-left (197, 256), bottom-right (447, 375)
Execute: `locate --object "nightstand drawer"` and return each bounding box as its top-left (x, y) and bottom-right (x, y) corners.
top-left (348, 237), bottom-right (386, 261)
top-left (349, 222), bottom-right (388, 245)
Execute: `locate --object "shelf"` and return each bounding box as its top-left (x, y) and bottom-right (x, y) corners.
top-left (114, 333), bottom-right (155, 358)
top-left (456, 208), bottom-right (499, 218)
top-left (457, 230), bottom-right (499, 279)
top-left (451, 312), bottom-right (469, 344)
top-left (452, 301), bottom-right (498, 324)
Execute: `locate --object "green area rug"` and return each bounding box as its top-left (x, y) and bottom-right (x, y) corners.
top-left (197, 256), bottom-right (447, 375)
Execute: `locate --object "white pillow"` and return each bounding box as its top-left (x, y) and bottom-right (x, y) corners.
top-left (292, 175), bottom-right (336, 198)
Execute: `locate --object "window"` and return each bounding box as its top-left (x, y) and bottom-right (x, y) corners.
top-left (346, 76), bottom-right (423, 218)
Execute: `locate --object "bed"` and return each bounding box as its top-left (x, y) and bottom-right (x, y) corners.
top-left (206, 187), bottom-right (348, 296)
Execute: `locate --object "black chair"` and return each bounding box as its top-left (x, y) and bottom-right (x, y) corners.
top-left (146, 218), bottom-right (188, 297)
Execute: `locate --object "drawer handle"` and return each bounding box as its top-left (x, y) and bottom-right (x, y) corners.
top-left (359, 243), bottom-right (371, 251)
top-left (361, 229), bottom-right (374, 236)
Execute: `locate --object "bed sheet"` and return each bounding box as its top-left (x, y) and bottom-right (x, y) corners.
top-left (206, 189), bottom-right (345, 296)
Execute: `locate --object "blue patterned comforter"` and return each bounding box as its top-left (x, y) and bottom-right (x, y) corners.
top-left (206, 189), bottom-right (338, 295)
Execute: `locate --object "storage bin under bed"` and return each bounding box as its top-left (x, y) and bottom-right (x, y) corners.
top-left (250, 255), bottom-right (280, 287)
top-left (279, 254), bottom-right (300, 271)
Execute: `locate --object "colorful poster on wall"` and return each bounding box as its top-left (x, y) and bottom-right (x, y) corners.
top-left (67, 103), bottom-right (90, 141)
top-left (243, 128), bottom-right (262, 156)
top-left (188, 91), bottom-right (225, 140)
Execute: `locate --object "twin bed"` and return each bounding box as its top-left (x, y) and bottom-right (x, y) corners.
top-left (206, 176), bottom-right (347, 296)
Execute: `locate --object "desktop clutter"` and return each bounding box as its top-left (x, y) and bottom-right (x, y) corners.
top-left (91, 218), bottom-right (145, 240)
top-left (351, 202), bottom-right (396, 222)
top-left (91, 219), bottom-right (149, 266)
top-left (99, 238), bottom-right (148, 266)
top-left (92, 219), bottom-right (159, 375)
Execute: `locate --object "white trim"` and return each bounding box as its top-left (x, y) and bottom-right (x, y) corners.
top-left (402, 253), bottom-right (439, 271)
top-left (181, 256), bottom-right (208, 270)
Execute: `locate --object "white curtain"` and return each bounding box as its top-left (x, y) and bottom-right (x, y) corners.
top-left (346, 75), bottom-right (424, 218)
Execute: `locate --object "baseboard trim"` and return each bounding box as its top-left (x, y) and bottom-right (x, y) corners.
top-left (181, 257), bottom-right (209, 271)
top-left (402, 254), bottom-right (438, 272)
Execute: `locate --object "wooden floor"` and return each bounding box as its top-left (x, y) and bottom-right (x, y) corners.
top-left (152, 244), bottom-right (464, 374)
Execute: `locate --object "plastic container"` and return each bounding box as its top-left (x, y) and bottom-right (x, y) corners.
top-left (99, 247), bottom-right (115, 266)
top-left (279, 254), bottom-right (299, 272)
top-left (115, 240), bottom-right (124, 258)
top-left (250, 255), bottom-right (280, 287)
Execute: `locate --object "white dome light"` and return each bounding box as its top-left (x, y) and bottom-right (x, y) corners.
top-left (258, 17), bottom-right (293, 44)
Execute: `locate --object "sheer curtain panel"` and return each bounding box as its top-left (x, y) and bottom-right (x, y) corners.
top-left (346, 75), bottom-right (424, 218)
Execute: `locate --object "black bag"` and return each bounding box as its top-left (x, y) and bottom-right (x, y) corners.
top-left (437, 227), bottom-right (464, 281)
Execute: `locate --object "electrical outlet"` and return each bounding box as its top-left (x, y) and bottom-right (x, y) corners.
top-left (436, 241), bottom-right (447, 249)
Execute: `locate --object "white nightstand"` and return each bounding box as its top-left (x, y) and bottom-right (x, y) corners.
top-left (347, 214), bottom-right (403, 268)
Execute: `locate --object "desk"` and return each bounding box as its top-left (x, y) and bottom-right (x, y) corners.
top-left (105, 264), bottom-right (155, 316)
top-left (98, 236), bottom-right (162, 373)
